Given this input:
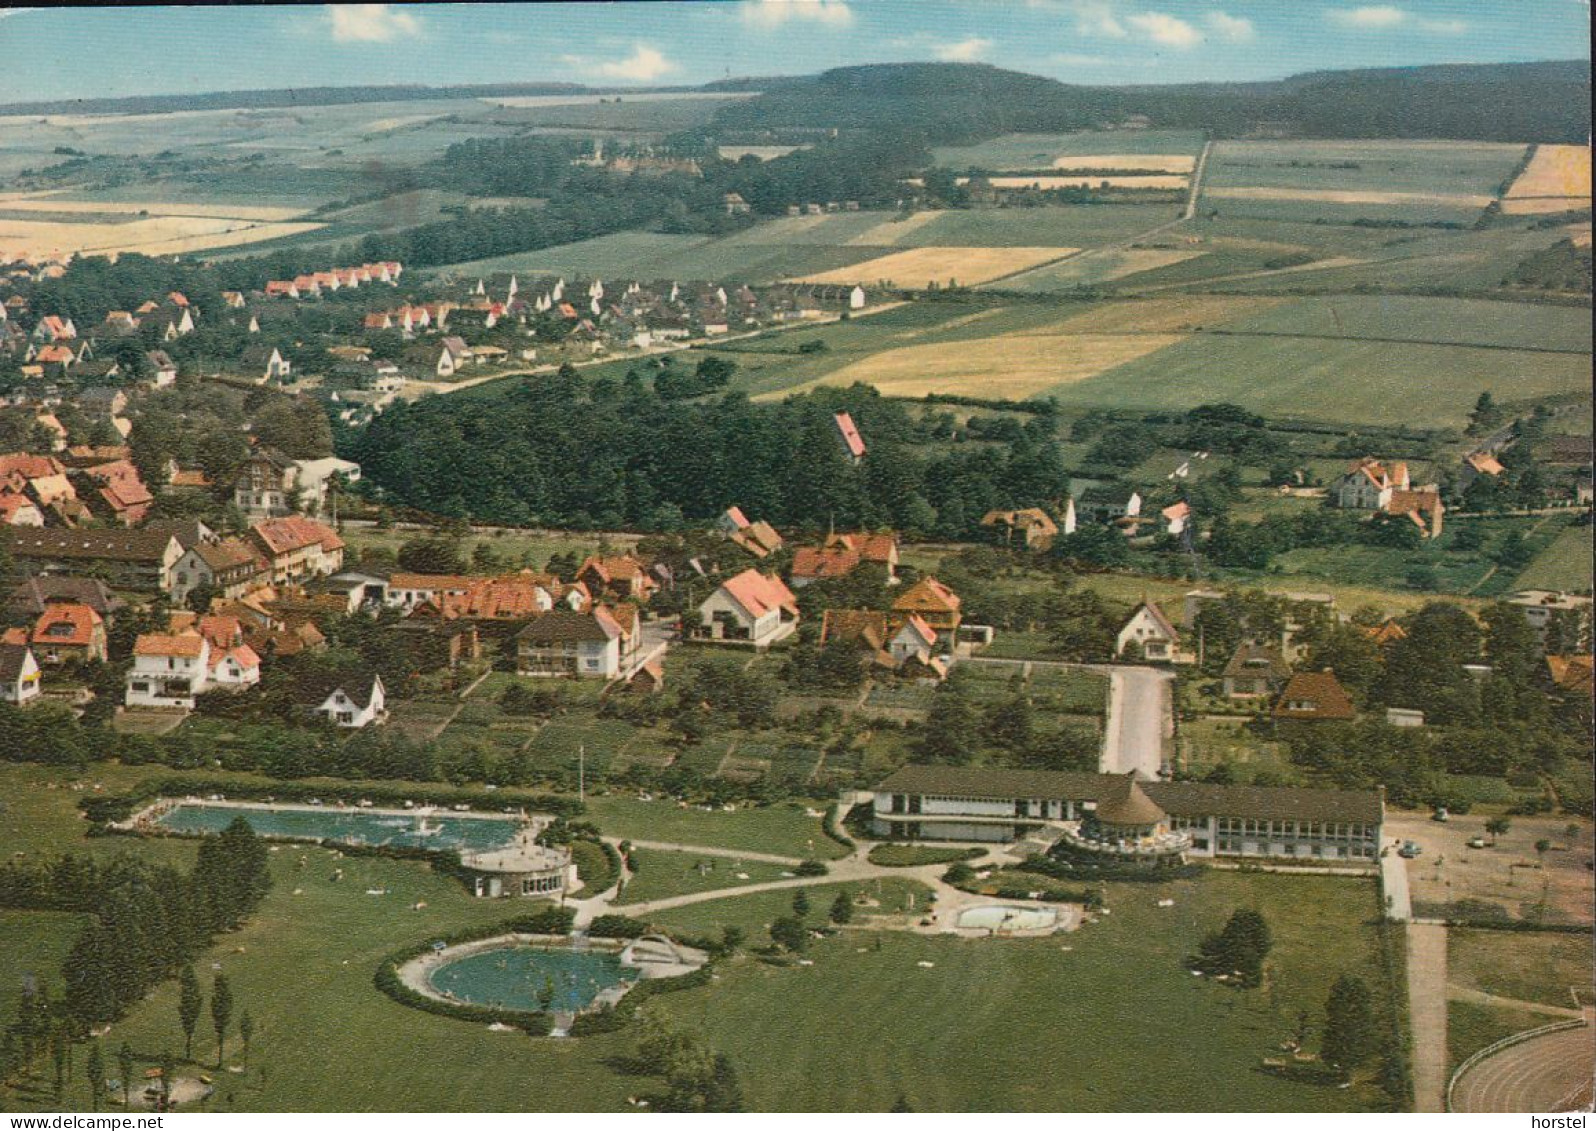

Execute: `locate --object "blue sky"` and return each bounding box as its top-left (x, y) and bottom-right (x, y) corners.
top-left (0, 1), bottom-right (1587, 104)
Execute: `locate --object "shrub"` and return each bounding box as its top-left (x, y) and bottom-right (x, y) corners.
top-left (587, 914), bottom-right (649, 939)
top-left (794, 859), bottom-right (829, 877)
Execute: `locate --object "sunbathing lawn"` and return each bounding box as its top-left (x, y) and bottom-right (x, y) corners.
top-left (0, 910), bottom-right (90, 1017)
top-left (612, 848), bottom-right (794, 905)
top-left (583, 795), bottom-right (848, 860)
top-left (1447, 928), bottom-right (1595, 1009)
top-left (652, 871), bottom-right (1398, 1111)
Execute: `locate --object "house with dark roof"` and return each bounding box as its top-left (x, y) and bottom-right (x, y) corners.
top-left (1221, 643), bottom-right (1291, 699)
top-left (0, 642), bottom-right (42, 704)
top-left (314, 674), bottom-right (387, 728)
top-left (8, 575), bottom-right (123, 622)
top-left (981, 507), bottom-right (1061, 550)
top-left (1116, 601), bottom-right (1191, 664)
top-left (171, 538), bottom-right (269, 605)
top-left (1272, 670), bottom-right (1356, 721)
top-left (9, 529), bottom-right (183, 592)
top-left (515, 607), bottom-right (630, 678)
top-left (870, 764), bottom-right (1383, 861)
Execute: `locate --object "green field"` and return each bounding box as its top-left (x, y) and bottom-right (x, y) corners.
top-left (1512, 525), bottom-right (1595, 593)
top-left (1050, 333), bottom-right (1591, 427)
top-left (932, 130), bottom-right (1206, 170)
top-left (1222, 295), bottom-right (1593, 353)
top-left (1448, 928), bottom-right (1595, 1010)
top-left (1446, 1000), bottom-right (1557, 1073)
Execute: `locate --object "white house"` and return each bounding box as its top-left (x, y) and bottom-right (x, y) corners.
top-left (849, 286), bottom-right (866, 310)
top-left (0, 643), bottom-right (41, 705)
top-left (125, 632), bottom-right (210, 710)
top-left (692, 569), bottom-right (799, 648)
top-left (1161, 501), bottom-right (1191, 537)
top-left (515, 608), bottom-right (632, 679)
top-left (436, 337), bottom-right (473, 378)
top-left (888, 616), bottom-right (937, 666)
top-left (1116, 601), bottom-right (1192, 664)
top-left (1335, 459), bottom-right (1408, 510)
top-left (315, 675), bottom-right (387, 728)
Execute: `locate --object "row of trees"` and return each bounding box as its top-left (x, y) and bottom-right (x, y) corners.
top-left (1, 819), bottom-right (269, 1099)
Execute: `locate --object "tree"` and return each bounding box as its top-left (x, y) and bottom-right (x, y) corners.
top-left (537, 976), bottom-right (556, 1013)
top-left (769, 915), bottom-right (807, 953)
top-left (1321, 974), bottom-right (1378, 1078)
top-left (158, 1050), bottom-right (174, 1109)
top-left (791, 888), bottom-right (810, 919)
top-left (239, 1011), bottom-right (253, 1068)
top-left (86, 1042), bottom-right (105, 1112)
top-left (1197, 908), bottom-right (1273, 985)
top-left (719, 925), bottom-right (745, 954)
top-left (178, 965), bottom-right (202, 1061)
top-left (117, 1043), bottom-right (134, 1108)
top-left (210, 973), bottom-right (233, 1068)
top-left (1485, 816), bottom-right (1510, 845)
top-left (830, 889), bottom-right (854, 925)
top-left (704, 1053), bottom-right (745, 1113)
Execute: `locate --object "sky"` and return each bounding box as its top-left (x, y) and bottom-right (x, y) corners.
top-left (0, 1), bottom-right (1588, 104)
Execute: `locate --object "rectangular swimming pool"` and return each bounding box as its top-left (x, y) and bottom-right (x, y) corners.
top-left (154, 802), bottom-right (522, 853)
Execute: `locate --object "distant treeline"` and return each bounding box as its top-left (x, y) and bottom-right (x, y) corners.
top-left (708, 60), bottom-right (1592, 145)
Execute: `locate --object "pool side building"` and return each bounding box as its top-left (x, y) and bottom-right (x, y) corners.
top-left (870, 766), bottom-right (1383, 862)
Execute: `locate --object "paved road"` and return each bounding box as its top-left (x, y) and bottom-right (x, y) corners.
top-left (1408, 921), bottom-right (1450, 1113)
top-left (1380, 848), bottom-right (1412, 921)
top-left (1450, 1012), bottom-right (1595, 1113)
top-left (1101, 666), bottom-right (1173, 779)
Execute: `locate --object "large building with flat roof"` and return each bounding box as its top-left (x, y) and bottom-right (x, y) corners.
top-left (871, 766), bottom-right (1383, 863)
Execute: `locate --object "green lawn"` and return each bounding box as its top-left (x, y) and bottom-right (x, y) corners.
top-left (612, 848), bottom-right (794, 905)
top-left (652, 872), bottom-right (1400, 1111)
top-left (1447, 1000), bottom-right (1556, 1073)
top-left (1179, 719), bottom-right (1300, 784)
top-left (644, 877), bottom-right (932, 938)
top-left (1448, 928), bottom-right (1595, 1009)
top-left (340, 526), bottom-right (636, 573)
top-left (583, 796), bottom-right (847, 860)
top-left (1223, 295), bottom-right (1592, 353)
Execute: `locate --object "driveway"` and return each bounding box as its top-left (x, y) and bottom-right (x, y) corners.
top-left (1408, 921), bottom-right (1450, 1113)
top-left (1101, 666), bottom-right (1173, 779)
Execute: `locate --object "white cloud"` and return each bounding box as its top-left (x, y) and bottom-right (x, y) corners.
top-left (1064, 0), bottom-right (1129, 38)
top-left (325, 4), bottom-right (421, 43)
top-left (562, 43), bottom-right (679, 83)
top-left (1126, 11), bottom-right (1201, 47)
top-left (1327, 6), bottom-right (1409, 29)
top-left (933, 36), bottom-right (993, 61)
top-left (739, 0), bottom-right (854, 28)
top-left (1205, 10), bottom-right (1255, 41)
top-left (1327, 6), bottom-right (1469, 33)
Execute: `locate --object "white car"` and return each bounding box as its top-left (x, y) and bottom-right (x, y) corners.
top-left (1466, 837), bottom-right (1487, 849)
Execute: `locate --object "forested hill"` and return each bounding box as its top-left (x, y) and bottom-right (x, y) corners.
top-left (342, 370), bottom-right (1070, 538)
top-left (707, 60), bottom-right (1592, 144)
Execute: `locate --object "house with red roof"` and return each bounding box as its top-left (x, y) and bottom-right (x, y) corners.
top-left (577, 555), bottom-right (657, 603)
top-left (248, 516), bottom-right (345, 584)
top-left (78, 459), bottom-right (153, 526)
top-left (834, 411), bottom-right (866, 464)
top-left (1273, 670), bottom-right (1356, 722)
top-left (891, 576), bottom-right (962, 635)
top-left (24, 602), bottom-right (106, 664)
top-left (693, 569), bottom-right (800, 647)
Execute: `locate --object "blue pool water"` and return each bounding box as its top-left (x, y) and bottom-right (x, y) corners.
top-left (429, 946), bottom-right (638, 1013)
top-left (155, 802), bottom-right (521, 852)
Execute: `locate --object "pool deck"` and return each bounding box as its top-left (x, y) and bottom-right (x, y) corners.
top-left (116, 797), bottom-right (545, 851)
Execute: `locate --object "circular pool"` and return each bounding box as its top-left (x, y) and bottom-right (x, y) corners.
top-left (956, 905), bottom-right (1058, 932)
top-left (428, 945), bottom-right (638, 1013)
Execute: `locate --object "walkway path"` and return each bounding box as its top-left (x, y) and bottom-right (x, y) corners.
top-left (1407, 921), bottom-right (1450, 1113)
top-left (1445, 985), bottom-right (1586, 1019)
top-left (1380, 848), bottom-right (1412, 921)
top-left (609, 837), bottom-right (804, 867)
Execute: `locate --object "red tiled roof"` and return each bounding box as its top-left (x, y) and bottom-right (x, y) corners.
top-left (250, 516), bottom-right (344, 556)
top-left (721, 569), bottom-right (799, 619)
top-left (133, 632), bottom-right (205, 658)
top-left (792, 545), bottom-right (861, 580)
top-left (32, 602), bottom-right (101, 647)
top-left (834, 411), bottom-right (866, 458)
top-left (1273, 670), bottom-right (1356, 721)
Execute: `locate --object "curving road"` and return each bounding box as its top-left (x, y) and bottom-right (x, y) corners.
top-left (1450, 1014), bottom-right (1595, 1113)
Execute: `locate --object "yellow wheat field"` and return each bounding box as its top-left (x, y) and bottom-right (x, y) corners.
top-left (1505, 145), bottom-right (1592, 199)
top-left (1206, 186), bottom-right (1494, 208)
top-left (0, 215), bottom-right (323, 260)
top-left (964, 175), bottom-right (1188, 191)
top-left (1052, 153), bottom-right (1196, 173)
top-left (794, 246), bottom-right (1076, 288)
top-left (0, 193), bottom-right (307, 222)
top-left (768, 332), bottom-right (1183, 401)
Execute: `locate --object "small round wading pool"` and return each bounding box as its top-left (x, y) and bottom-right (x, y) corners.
top-left (956, 905), bottom-right (1058, 932)
top-left (428, 946), bottom-right (638, 1013)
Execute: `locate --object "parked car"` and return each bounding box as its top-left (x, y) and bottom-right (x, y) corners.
top-left (1466, 837), bottom-right (1487, 849)
top-left (1398, 841), bottom-right (1422, 858)
top-left (1432, 807), bottom-right (1449, 822)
